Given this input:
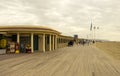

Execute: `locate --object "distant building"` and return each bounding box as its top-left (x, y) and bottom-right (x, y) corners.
top-left (74, 35), bottom-right (78, 39)
top-left (74, 35), bottom-right (79, 43)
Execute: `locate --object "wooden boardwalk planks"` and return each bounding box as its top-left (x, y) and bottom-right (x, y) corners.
top-left (0, 45), bottom-right (120, 76)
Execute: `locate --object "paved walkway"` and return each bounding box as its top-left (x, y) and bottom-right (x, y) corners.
top-left (0, 45), bottom-right (120, 76)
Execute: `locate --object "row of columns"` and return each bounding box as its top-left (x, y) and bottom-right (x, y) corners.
top-left (57, 38), bottom-right (72, 48)
top-left (57, 38), bottom-right (71, 43)
top-left (16, 33), bottom-right (57, 53)
top-left (42, 34), bottom-right (57, 52)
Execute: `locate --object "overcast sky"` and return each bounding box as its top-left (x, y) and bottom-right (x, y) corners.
top-left (0, 0), bottom-right (120, 41)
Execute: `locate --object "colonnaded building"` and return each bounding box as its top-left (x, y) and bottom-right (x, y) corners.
top-left (0, 26), bottom-right (80, 54)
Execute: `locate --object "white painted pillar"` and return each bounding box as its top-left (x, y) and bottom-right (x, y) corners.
top-left (49, 34), bottom-right (51, 51)
top-left (17, 33), bottom-right (20, 43)
top-left (43, 34), bottom-right (45, 52)
top-left (55, 35), bottom-right (57, 49)
top-left (31, 33), bottom-right (34, 53)
top-left (52, 35), bottom-right (54, 50)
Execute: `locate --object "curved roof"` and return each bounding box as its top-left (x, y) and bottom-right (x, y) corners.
top-left (0, 25), bottom-right (61, 34)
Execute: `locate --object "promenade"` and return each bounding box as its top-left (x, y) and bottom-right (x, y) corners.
top-left (0, 45), bottom-right (120, 76)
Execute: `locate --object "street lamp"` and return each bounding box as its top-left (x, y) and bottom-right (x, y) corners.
top-left (93, 26), bottom-right (99, 42)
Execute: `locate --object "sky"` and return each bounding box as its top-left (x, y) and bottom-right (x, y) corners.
top-left (0, 0), bottom-right (120, 41)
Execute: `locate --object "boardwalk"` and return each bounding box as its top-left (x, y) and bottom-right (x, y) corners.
top-left (0, 45), bottom-right (120, 76)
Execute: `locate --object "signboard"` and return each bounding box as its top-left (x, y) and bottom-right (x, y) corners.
top-left (0, 39), bottom-right (7, 48)
top-left (10, 43), bottom-right (15, 53)
top-left (74, 35), bottom-right (78, 39)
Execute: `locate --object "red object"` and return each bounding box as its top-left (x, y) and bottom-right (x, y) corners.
top-left (15, 43), bottom-right (20, 51)
top-left (26, 49), bottom-right (31, 53)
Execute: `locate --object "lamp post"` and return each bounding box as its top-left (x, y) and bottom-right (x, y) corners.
top-left (93, 26), bottom-right (99, 42)
top-left (90, 22), bottom-right (99, 43)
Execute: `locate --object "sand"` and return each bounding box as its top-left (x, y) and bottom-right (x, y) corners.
top-left (95, 42), bottom-right (120, 60)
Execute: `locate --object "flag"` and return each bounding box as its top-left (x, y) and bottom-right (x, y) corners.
top-left (90, 22), bottom-right (92, 31)
top-left (97, 27), bottom-right (99, 29)
top-left (94, 26), bottom-right (96, 29)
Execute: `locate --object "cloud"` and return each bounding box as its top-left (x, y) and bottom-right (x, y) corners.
top-left (0, 10), bottom-right (39, 25)
top-left (0, 0), bottom-right (39, 25)
top-left (0, 0), bottom-right (120, 41)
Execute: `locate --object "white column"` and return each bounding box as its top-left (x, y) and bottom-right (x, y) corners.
top-left (49, 35), bottom-right (51, 51)
top-left (17, 33), bottom-right (20, 43)
top-left (31, 33), bottom-right (34, 53)
top-left (52, 35), bottom-right (54, 50)
top-left (55, 35), bottom-right (57, 49)
top-left (43, 34), bottom-right (45, 52)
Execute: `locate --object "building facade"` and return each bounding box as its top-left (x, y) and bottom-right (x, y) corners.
top-left (0, 26), bottom-right (75, 54)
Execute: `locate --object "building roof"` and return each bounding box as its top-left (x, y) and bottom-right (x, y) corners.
top-left (0, 25), bottom-right (61, 34)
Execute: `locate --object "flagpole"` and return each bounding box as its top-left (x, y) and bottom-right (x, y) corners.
top-left (93, 26), bottom-right (99, 43)
top-left (90, 22), bottom-right (94, 43)
top-left (94, 26), bottom-right (96, 42)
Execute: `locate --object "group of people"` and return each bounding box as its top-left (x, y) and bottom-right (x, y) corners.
top-left (79, 40), bottom-right (95, 46)
top-left (68, 40), bottom-right (74, 46)
top-left (67, 40), bottom-right (95, 47)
